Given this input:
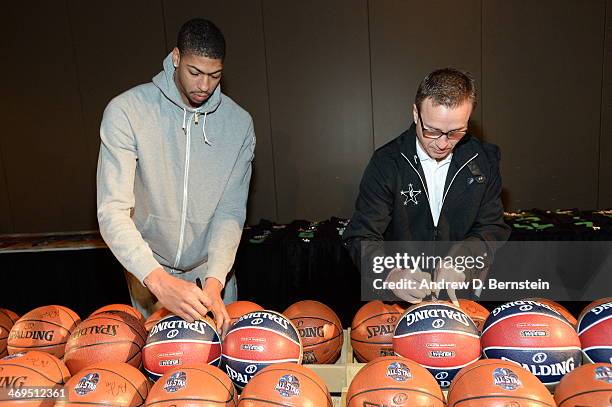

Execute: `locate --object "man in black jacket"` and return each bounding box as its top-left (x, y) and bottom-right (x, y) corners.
top-left (343, 68), bottom-right (510, 303)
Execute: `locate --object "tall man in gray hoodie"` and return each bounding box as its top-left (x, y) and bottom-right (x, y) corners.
top-left (97, 18), bottom-right (255, 334)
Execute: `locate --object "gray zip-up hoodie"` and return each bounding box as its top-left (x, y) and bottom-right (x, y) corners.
top-left (97, 52), bottom-right (255, 287)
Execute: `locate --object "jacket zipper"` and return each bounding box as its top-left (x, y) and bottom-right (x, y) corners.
top-left (401, 152), bottom-right (479, 240)
top-left (173, 112), bottom-right (194, 268)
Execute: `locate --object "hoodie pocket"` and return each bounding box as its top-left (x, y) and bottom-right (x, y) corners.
top-left (176, 217), bottom-right (213, 270)
top-left (139, 214), bottom-right (180, 265)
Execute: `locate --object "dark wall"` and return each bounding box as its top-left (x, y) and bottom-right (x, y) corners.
top-left (0, 1), bottom-right (610, 233)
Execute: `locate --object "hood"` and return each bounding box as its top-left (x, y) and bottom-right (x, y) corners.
top-left (152, 52), bottom-right (222, 145)
top-left (152, 52), bottom-right (222, 114)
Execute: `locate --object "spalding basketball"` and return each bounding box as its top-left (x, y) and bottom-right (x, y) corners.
top-left (577, 300), bottom-right (611, 363)
top-left (143, 314), bottom-right (221, 381)
top-left (446, 358), bottom-right (555, 407)
top-left (283, 300), bottom-right (343, 364)
top-left (221, 310), bottom-right (302, 390)
top-left (579, 297), bottom-right (612, 321)
top-left (0, 308), bottom-right (19, 358)
top-left (64, 311), bottom-right (147, 374)
top-left (351, 301), bottom-right (403, 362)
top-left (554, 363), bottom-right (612, 406)
top-left (481, 300), bottom-right (581, 388)
top-left (56, 362), bottom-right (149, 407)
top-left (90, 304), bottom-right (145, 324)
top-left (8, 305), bottom-right (80, 358)
top-left (0, 350), bottom-right (70, 406)
top-left (393, 302), bottom-right (481, 388)
top-left (144, 307), bottom-right (171, 332)
top-left (527, 298), bottom-right (577, 327)
top-left (458, 299), bottom-right (489, 332)
top-left (346, 356), bottom-right (444, 407)
top-left (227, 301), bottom-right (264, 326)
top-left (145, 365), bottom-right (237, 406)
top-left (239, 362), bottom-right (332, 406)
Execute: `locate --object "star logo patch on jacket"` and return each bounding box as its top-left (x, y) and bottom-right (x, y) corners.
top-left (400, 184), bottom-right (421, 206)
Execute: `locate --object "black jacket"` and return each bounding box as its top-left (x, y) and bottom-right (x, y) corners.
top-left (343, 124), bottom-right (511, 279)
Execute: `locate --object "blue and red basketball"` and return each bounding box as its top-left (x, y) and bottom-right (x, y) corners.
top-left (143, 314), bottom-right (221, 381)
top-left (481, 300), bottom-right (581, 388)
top-left (577, 300), bottom-right (611, 363)
top-left (220, 310), bottom-right (302, 390)
top-left (393, 302), bottom-right (481, 388)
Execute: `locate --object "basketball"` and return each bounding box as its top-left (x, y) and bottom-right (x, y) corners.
top-left (481, 300), bottom-right (581, 388)
top-left (283, 300), bottom-right (343, 364)
top-left (446, 358), bottom-right (555, 407)
top-left (221, 310), bottom-right (302, 390)
top-left (64, 311), bottom-right (147, 374)
top-left (393, 301), bottom-right (481, 388)
top-left (527, 298), bottom-right (577, 327)
top-left (144, 307), bottom-right (171, 332)
top-left (346, 356), bottom-right (444, 407)
top-left (579, 297), bottom-right (612, 321)
top-left (554, 363), bottom-right (612, 406)
top-left (351, 301), bottom-right (403, 362)
top-left (458, 299), bottom-right (489, 332)
top-left (143, 314), bottom-right (221, 381)
top-left (145, 365), bottom-right (237, 406)
top-left (56, 361), bottom-right (149, 407)
top-left (0, 308), bottom-right (19, 358)
top-left (0, 350), bottom-right (70, 406)
top-left (227, 301), bottom-right (264, 326)
top-left (8, 305), bottom-right (80, 358)
top-left (90, 304), bottom-right (145, 324)
top-left (577, 300), bottom-right (611, 363)
top-left (238, 362), bottom-right (332, 406)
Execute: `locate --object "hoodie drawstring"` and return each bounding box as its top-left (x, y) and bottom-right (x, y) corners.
top-left (181, 109), bottom-right (211, 146)
top-left (202, 111), bottom-right (211, 146)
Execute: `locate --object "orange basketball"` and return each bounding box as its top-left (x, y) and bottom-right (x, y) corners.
top-left (227, 301), bottom-right (264, 326)
top-left (90, 304), bottom-right (145, 324)
top-left (350, 301), bottom-right (403, 362)
top-left (346, 356), bottom-right (444, 406)
top-left (144, 308), bottom-right (172, 332)
top-left (0, 350), bottom-right (70, 406)
top-left (8, 305), bottom-right (80, 358)
top-left (283, 300), bottom-right (343, 364)
top-left (554, 363), bottom-right (612, 406)
top-left (528, 298), bottom-right (577, 327)
top-left (145, 365), bottom-right (237, 406)
top-left (0, 308), bottom-right (19, 358)
top-left (458, 299), bottom-right (489, 332)
top-left (64, 312), bottom-right (147, 374)
top-left (446, 359), bottom-right (555, 407)
top-left (579, 297), bottom-right (612, 320)
top-left (56, 362), bottom-right (149, 407)
top-left (238, 362), bottom-right (332, 406)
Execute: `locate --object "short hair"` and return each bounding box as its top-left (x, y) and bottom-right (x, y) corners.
top-left (177, 18), bottom-right (225, 60)
top-left (415, 68), bottom-right (477, 110)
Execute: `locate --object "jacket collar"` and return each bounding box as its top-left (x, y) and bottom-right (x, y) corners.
top-left (401, 123), bottom-right (476, 169)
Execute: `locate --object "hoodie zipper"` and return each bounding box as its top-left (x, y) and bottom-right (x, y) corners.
top-left (173, 112), bottom-right (195, 269)
top-left (401, 151), bottom-right (479, 239)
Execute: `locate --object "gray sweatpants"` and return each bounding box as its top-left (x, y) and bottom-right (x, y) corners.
top-left (124, 267), bottom-right (238, 319)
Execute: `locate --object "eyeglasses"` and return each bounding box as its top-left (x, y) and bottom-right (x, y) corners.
top-left (417, 108), bottom-right (467, 141)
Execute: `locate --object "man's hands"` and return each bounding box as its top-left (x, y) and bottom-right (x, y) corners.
top-left (433, 265), bottom-right (465, 306)
top-left (144, 268), bottom-right (230, 335)
top-left (385, 267), bottom-right (432, 303)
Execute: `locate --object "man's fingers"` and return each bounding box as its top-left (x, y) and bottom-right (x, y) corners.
top-left (208, 301), bottom-right (228, 334)
top-left (188, 299), bottom-right (210, 321)
top-left (447, 287), bottom-right (459, 306)
top-left (176, 307), bottom-right (198, 323)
